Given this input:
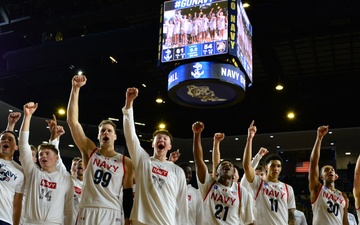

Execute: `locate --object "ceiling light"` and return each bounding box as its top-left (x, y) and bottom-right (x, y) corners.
top-left (58, 108), bottom-right (66, 115)
top-left (345, 152), bottom-right (351, 155)
top-left (276, 78), bottom-right (284, 90)
top-left (156, 92), bottom-right (164, 103)
top-left (287, 112), bottom-right (295, 119)
top-left (276, 83), bottom-right (284, 90)
top-left (156, 97), bottom-right (163, 103)
top-left (109, 56), bottom-right (118, 63)
top-left (242, 3), bottom-right (250, 8)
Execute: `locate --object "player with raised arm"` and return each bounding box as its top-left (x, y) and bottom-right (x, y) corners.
top-left (19, 102), bottom-right (74, 224)
top-left (243, 120), bottom-right (296, 225)
top-left (309, 125), bottom-right (349, 225)
top-left (192, 121), bottom-right (254, 225)
top-left (122, 87), bottom-right (188, 225)
top-left (67, 74), bottom-right (133, 225)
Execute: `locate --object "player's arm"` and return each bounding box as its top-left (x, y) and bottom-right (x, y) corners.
top-left (192, 121), bottom-right (207, 183)
top-left (288, 208), bottom-right (296, 225)
top-left (212, 133), bottom-right (224, 179)
top-left (67, 75), bottom-right (97, 166)
top-left (19, 102), bottom-right (38, 171)
top-left (309, 126), bottom-right (328, 201)
top-left (6, 112), bottom-right (21, 131)
top-left (12, 192), bottom-right (23, 225)
top-left (342, 192), bottom-right (349, 225)
top-left (353, 154), bottom-right (360, 209)
top-left (123, 156), bottom-right (133, 224)
top-left (243, 120), bottom-right (256, 183)
top-left (123, 87), bottom-right (144, 162)
top-left (47, 114), bottom-right (68, 174)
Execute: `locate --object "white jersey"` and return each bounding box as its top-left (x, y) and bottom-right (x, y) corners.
top-left (73, 178), bottom-right (83, 222)
top-left (348, 212), bottom-right (357, 225)
top-left (19, 131), bottom-right (74, 225)
top-left (0, 158), bottom-right (25, 224)
top-left (187, 184), bottom-right (203, 225)
top-left (251, 175), bottom-right (296, 225)
top-left (122, 107), bottom-right (188, 225)
top-left (198, 173), bottom-right (254, 225)
top-left (311, 185), bottom-right (346, 225)
top-left (356, 209), bottom-right (360, 225)
top-left (77, 149), bottom-right (126, 224)
top-left (294, 209), bottom-right (308, 225)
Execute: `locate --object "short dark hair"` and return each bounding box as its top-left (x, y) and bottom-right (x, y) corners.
top-left (152, 129), bottom-right (173, 142)
top-left (0, 130), bottom-right (18, 146)
top-left (264, 154), bottom-right (283, 166)
top-left (37, 143), bottom-right (59, 155)
top-left (98, 120), bottom-right (116, 130)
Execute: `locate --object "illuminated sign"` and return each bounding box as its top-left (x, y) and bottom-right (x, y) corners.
top-left (167, 61), bottom-right (246, 108)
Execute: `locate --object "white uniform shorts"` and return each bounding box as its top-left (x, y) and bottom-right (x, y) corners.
top-left (75, 208), bottom-right (123, 225)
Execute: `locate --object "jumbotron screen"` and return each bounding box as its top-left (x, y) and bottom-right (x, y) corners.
top-left (160, 0), bottom-right (229, 63)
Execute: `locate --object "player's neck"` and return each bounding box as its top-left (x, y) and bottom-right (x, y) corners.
top-left (99, 147), bottom-right (117, 157)
top-left (154, 154), bottom-right (167, 162)
top-left (218, 177), bottom-right (232, 187)
top-left (42, 166), bottom-right (57, 173)
top-left (266, 175), bottom-right (279, 183)
top-left (324, 182), bottom-right (336, 191)
top-left (0, 154), bottom-right (13, 161)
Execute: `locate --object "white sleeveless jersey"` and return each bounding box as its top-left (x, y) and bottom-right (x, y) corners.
top-left (251, 175), bottom-right (296, 225)
top-left (19, 131), bottom-right (74, 225)
top-left (0, 158), bottom-right (25, 224)
top-left (311, 185), bottom-right (346, 225)
top-left (123, 107), bottom-right (188, 225)
top-left (79, 149), bottom-right (125, 211)
top-left (187, 184), bottom-right (203, 225)
top-left (198, 173), bottom-right (254, 225)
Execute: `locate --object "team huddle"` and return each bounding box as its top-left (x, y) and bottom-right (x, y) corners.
top-left (0, 74), bottom-right (359, 225)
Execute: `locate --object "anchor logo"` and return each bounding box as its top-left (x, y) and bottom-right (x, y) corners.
top-left (163, 49), bottom-right (172, 61)
top-left (191, 62), bottom-right (204, 78)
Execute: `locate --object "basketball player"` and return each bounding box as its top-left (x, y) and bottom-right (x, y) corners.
top-left (243, 120), bottom-right (296, 225)
top-left (192, 121), bottom-right (254, 225)
top-left (0, 113), bottom-right (25, 225)
top-left (309, 125), bottom-right (349, 225)
top-left (122, 87), bottom-right (188, 225)
top-left (67, 74), bottom-right (133, 225)
top-left (179, 162), bottom-right (203, 225)
top-left (19, 102), bottom-right (74, 224)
